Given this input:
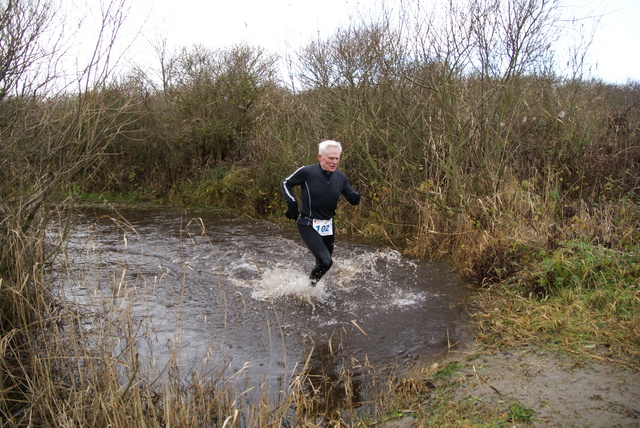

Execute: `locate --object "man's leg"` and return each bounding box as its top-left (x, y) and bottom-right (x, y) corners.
top-left (309, 234), bottom-right (334, 282)
top-left (298, 224), bottom-right (334, 285)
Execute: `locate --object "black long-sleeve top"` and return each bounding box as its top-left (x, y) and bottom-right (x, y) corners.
top-left (281, 163), bottom-right (360, 221)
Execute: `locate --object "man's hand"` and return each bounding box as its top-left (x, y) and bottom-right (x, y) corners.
top-left (285, 203), bottom-right (299, 220)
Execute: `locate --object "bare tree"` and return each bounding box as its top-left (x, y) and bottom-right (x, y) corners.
top-left (0, 0), bottom-right (135, 422)
top-left (1, 0), bottom-right (133, 230)
top-left (0, 0), bottom-right (58, 100)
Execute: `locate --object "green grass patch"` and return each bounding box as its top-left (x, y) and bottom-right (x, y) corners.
top-left (433, 362), bottom-right (462, 380)
top-left (508, 402), bottom-right (535, 423)
top-left (475, 239), bottom-right (640, 366)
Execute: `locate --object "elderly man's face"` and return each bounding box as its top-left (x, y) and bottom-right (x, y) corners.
top-left (318, 147), bottom-right (340, 172)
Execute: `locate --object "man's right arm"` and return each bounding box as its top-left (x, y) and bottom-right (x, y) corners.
top-left (281, 167), bottom-right (305, 219)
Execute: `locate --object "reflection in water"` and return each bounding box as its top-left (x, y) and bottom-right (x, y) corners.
top-left (295, 338), bottom-right (363, 421)
top-left (49, 206), bottom-right (471, 414)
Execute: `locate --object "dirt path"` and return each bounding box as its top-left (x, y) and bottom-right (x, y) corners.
top-left (449, 347), bottom-right (640, 427)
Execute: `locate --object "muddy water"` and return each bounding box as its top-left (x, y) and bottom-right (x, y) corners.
top-left (53, 206), bottom-right (471, 400)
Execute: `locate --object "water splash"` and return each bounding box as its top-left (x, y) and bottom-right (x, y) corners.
top-left (245, 265), bottom-right (328, 303)
top-left (332, 248), bottom-right (414, 284)
top-left (225, 247), bottom-right (427, 311)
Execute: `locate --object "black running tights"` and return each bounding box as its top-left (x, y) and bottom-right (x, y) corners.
top-left (297, 223), bottom-right (334, 281)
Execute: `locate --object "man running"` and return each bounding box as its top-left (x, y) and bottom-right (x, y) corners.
top-left (281, 140), bottom-right (361, 286)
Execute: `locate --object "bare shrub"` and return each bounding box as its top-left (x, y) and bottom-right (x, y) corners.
top-left (0, 0), bottom-right (145, 423)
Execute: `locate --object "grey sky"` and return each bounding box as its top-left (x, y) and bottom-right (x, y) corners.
top-left (124, 0), bottom-right (638, 84)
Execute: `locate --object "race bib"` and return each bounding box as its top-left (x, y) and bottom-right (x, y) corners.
top-left (312, 218), bottom-right (333, 236)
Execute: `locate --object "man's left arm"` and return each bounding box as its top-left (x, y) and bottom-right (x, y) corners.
top-left (342, 176), bottom-right (361, 205)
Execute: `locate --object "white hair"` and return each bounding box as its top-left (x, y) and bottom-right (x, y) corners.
top-left (318, 140), bottom-right (342, 156)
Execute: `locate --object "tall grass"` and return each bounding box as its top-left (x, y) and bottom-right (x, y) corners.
top-left (2, 208), bottom-right (392, 426)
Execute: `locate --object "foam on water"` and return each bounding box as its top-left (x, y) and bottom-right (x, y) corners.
top-left (332, 248), bottom-right (414, 283)
top-left (245, 265), bottom-right (329, 303)
top-left (387, 291), bottom-right (427, 309)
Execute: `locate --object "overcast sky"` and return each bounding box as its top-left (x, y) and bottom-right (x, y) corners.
top-left (118, 0), bottom-right (638, 84)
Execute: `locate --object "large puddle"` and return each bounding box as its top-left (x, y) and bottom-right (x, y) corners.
top-left (50, 206), bottom-right (471, 404)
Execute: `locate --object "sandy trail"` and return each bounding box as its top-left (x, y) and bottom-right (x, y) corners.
top-left (450, 347), bottom-right (640, 427)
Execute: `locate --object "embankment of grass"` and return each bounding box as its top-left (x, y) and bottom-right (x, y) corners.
top-left (375, 235), bottom-right (640, 427)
